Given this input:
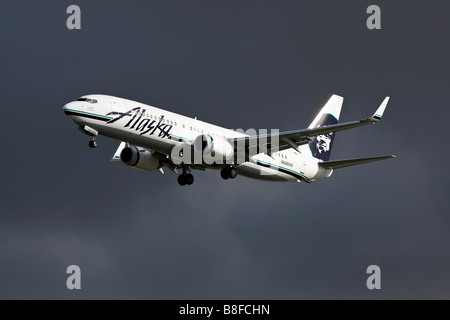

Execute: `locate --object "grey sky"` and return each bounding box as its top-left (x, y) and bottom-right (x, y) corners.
top-left (0, 1), bottom-right (449, 299)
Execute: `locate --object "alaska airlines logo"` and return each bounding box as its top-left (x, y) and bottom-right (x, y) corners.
top-left (308, 113), bottom-right (338, 162)
top-left (106, 107), bottom-right (172, 138)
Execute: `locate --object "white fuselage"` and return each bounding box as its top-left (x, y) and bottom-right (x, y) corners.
top-left (63, 94), bottom-right (332, 182)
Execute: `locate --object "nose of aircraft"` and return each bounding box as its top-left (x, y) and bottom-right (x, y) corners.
top-left (62, 101), bottom-right (86, 127)
top-left (62, 101), bottom-right (83, 122)
top-left (62, 101), bottom-right (77, 113)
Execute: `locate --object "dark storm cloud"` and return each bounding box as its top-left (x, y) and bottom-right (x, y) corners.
top-left (0, 1), bottom-right (449, 299)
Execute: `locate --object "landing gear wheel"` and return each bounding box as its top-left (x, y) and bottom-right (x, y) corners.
top-left (227, 166), bottom-right (237, 179)
top-left (178, 173), bottom-right (194, 186)
top-left (185, 173), bottom-right (194, 185)
top-left (220, 168), bottom-right (229, 180)
top-left (178, 166), bottom-right (194, 186)
top-left (221, 166), bottom-right (237, 180)
top-left (177, 174), bottom-right (186, 186)
top-left (89, 140), bottom-right (98, 148)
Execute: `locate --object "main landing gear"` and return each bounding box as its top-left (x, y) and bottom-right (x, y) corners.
top-left (220, 166), bottom-right (237, 180)
top-left (178, 168), bottom-right (194, 186)
top-left (177, 166), bottom-right (237, 186)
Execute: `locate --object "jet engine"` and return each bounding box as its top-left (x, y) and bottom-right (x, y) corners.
top-left (193, 134), bottom-right (234, 163)
top-left (120, 145), bottom-right (160, 172)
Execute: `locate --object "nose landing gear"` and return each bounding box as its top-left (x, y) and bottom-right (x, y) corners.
top-left (88, 138), bottom-right (98, 148)
top-left (79, 125), bottom-right (99, 148)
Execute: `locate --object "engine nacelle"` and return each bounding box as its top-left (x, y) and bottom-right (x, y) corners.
top-left (120, 146), bottom-right (160, 172)
top-left (193, 134), bottom-right (234, 164)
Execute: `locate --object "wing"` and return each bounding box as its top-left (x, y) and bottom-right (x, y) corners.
top-left (230, 97), bottom-right (390, 154)
top-left (111, 141), bottom-right (206, 174)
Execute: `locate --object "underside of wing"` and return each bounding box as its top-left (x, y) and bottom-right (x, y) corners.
top-left (153, 150), bottom-right (207, 172)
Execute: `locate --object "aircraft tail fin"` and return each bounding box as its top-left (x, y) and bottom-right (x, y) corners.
top-left (306, 94), bottom-right (343, 161)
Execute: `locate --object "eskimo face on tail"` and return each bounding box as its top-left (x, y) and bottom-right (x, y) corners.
top-left (309, 113), bottom-right (338, 162)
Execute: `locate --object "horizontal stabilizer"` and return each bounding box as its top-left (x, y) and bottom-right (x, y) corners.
top-left (318, 155), bottom-right (396, 170)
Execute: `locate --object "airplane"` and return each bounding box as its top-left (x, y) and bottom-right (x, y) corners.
top-left (62, 94), bottom-right (395, 186)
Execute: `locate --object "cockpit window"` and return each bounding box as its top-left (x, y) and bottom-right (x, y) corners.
top-left (77, 98), bottom-right (98, 103)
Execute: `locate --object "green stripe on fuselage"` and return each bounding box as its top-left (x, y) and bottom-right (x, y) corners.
top-left (170, 134), bottom-right (189, 141)
top-left (255, 159), bottom-right (311, 182)
top-left (65, 108), bottom-right (114, 120)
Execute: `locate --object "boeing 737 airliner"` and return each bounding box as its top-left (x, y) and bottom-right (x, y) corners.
top-left (62, 94), bottom-right (394, 186)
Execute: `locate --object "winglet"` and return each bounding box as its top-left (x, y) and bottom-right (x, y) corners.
top-left (371, 97), bottom-right (390, 121)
